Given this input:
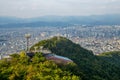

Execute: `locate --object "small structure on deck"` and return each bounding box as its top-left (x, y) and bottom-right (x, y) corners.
top-left (40, 46), bottom-right (73, 64)
top-left (27, 46), bottom-right (73, 64)
top-left (44, 53), bottom-right (73, 64)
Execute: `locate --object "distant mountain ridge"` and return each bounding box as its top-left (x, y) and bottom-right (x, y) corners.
top-left (0, 14), bottom-right (120, 28)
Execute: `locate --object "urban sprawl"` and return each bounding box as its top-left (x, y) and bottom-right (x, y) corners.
top-left (0, 25), bottom-right (120, 57)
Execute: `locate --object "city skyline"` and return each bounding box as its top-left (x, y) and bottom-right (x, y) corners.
top-left (0, 0), bottom-right (120, 18)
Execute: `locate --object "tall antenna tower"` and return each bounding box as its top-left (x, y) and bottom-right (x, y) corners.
top-left (0, 53), bottom-right (2, 59)
top-left (25, 34), bottom-right (31, 52)
top-left (34, 46), bottom-right (38, 52)
top-left (57, 33), bottom-right (60, 40)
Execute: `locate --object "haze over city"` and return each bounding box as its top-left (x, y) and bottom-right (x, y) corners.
top-left (0, 0), bottom-right (120, 55)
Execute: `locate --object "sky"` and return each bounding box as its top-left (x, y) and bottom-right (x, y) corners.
top-left (0, 0), bottom-right (120, 18)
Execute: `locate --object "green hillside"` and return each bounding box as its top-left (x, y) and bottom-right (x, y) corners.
top-left (30, 36), bottom-right (93, 57)
top-left (31, 36), bottom-right (120, 80)
top-left (0, 51), bottom-right (80, 80)
top-left (99, 51), bottom-right (120, 66)
top-left (1, 36), bottom-right (120, 80)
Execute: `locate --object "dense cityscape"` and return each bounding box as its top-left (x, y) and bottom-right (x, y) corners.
top-left (0, 25), bottom-right (120, 58)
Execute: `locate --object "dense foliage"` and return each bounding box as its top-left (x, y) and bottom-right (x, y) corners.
top-left (0, 51), bottom-right (80, 80)
top-left (31, 36), bottom-right (120, 80)
top-left (1, 37), bottom-right (120, 80)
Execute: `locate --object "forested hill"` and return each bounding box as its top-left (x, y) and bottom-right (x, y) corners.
top-left (1, 36), bottom-right (120, 80)
top-left (0, 51), bottom-right (80, 80)
top-left (31, 36), bottom-right (120, 80)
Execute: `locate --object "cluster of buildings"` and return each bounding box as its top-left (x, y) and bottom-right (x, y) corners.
top-left (0, 25), bottom-right (120, 57)
top-left (72, 37), bottom-right (120, 54)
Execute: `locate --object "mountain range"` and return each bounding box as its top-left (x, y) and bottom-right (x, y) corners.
top-left (0, 14), bottom-right (120, 28)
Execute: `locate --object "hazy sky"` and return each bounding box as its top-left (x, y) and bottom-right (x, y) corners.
top-left (0, 0), bottom-right (120, 18)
